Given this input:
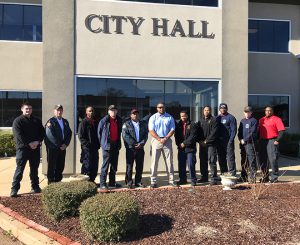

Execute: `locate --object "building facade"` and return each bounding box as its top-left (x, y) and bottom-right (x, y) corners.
top-left (0, 0), bottom-right (299, 175)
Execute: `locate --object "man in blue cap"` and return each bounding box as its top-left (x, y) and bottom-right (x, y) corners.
top-left (216, 103), bottom-right (237, 176)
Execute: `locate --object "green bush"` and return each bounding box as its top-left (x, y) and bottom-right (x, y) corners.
top-left (0, 133), bottom-right (16, 157)
top-left (42, 181), bottom-right (97, 220)
top-left (80, 192), bottom-right (139, 242)
top-left (279, 132), bottom-right (300, 157)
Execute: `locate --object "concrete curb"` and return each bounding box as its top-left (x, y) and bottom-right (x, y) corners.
top-left (0, 181), bottom-right (299, 245)
top-left (0, 203), bottom-right (81, 245)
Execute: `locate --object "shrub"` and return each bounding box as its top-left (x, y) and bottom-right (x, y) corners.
top-left (42, 181), bottom-right (97, 220)
top-left (80, 192), bottom-right (139, 242)
top-left (0, 133), bottom-right (16, 157)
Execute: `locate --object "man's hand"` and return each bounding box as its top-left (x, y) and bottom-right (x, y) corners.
top-left (60, 144), bottom-right (67, 150)
top-left (28, 142), bottom-right (37, 150)
top-left (240, 139), bottom-right (245, 145)
top-left (135, 143), bottom-right (142, 149)
top-left (274, 141), bottom-right (279, 145)
top-left (180, 143), bottom-right (185, 148)
top-left (160, 138), bottom-right (167, 144)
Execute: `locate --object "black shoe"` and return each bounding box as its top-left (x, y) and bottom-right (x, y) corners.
top-left (108, 182), bottom-right (122, 188)
top-left (215, 176), bottom-right (222, 181)
top-left (177, 180), bottom-right (188, 185)
top-left (150, 183), bottom-right (158, 188)
top-left (269, 179), bottom-right (278, 183)
top-left (237, 177), bottom-right (248, 183)
top-left (190, 182), bottom-right (197, 187)
top-left (31, 187), bottom-right (42, 194)
top-left (259, 177), bottom-right (270, 183)
top-left (169, 182), bottom-right (179, 187)
top-left (135, 183), bottom-right (145, 188)
top-left (100, 185), bottom-right (108, 190)
top-left (128, 184), bottom-right (134, 189)
top-left (210, 181), bottom-right (218, 186)
top-left (10, 189), bottom-right (18, 198)
top-left (197, 177), bottom-right (208, 183)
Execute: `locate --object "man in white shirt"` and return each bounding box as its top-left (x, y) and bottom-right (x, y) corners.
top-left (122, 108), bottom-right (148, 189)
top-left (45, 105), bottom-right (72, 184)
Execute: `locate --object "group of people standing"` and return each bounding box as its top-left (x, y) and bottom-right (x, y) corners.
top-left (10, 100), bottom-right (285, 197)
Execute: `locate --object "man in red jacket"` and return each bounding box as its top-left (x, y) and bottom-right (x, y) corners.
top-left (258, 106), bottom-right (285, 183)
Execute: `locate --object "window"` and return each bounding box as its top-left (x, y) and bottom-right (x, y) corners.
top-left (248, 94), bottom-right (289, 127)
top-left (121, 0), bottom-right (218, 7)
top-left (0, 91), bottom-right (42, 127)
top-left (77, 77), bottom-right (219, 130)
top-left (0, 4), bottom-right (42, 42)
top-left (248, 19), bottom-right (289, 53)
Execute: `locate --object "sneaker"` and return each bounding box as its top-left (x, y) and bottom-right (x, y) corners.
top-left (177, 180), bottom-right (188, 185)
top-left (128, 184), bottom-right (134, 189)
top-left (197, 177), bottom-right (208, 183)
top-left (135, 183), bottom-right (145, 188)
top-left (99, 185), bottom-right (108, 190)
top-left (31, 186), bottom-right (42, 194)
top-left (108, 182), bottom-right (122, 188)
top-left (169, 182), bottom-right (179, 187)
top-left (269, 179), bottom-right (278, 183)
top-left (10, 189), bottom-right (18, 198)
top-left (190, 182), bottom-right (197, 187)
top-left (150, 183), bottom-right (158, 188)
top-left (215, 176), bottom-right (222, 181)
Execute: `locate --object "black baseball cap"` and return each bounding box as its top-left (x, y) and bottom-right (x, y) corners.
top-left (219, 103), bottom-right (228, 110)
top-left (108, 105), bottom-right (117, 110)
top-left (54, 104), bottom-right (63, 110)
top-left (131, 108), bottom-right (139, 114)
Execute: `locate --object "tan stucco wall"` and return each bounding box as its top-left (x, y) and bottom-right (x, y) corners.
top-left (76, 0), bottom-right (222, 79)
top-left (0, 42), bottom-right (42, 91)
top-left (249, 3), bottom-right (300, 133)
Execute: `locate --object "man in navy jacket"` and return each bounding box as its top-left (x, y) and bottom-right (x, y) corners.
top-left (216, 103), bottom-right (237, 176)
top-left (238, 106), bottom-right (258, 183)
top-left (98, 105), bottom-right (122, 190)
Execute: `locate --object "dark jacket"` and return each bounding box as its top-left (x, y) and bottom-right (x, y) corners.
top-left (198, 115), bottom-right (218, 145)
top-left (78, 117), bottom-right (100, 151)
top-left (216, 113), bottom-right (237, 142)
top-left (238, 117), bottom-right (258, 143)
top-left (122, 119), bottom-right (148, 149)
top-left (12, 115), bottom-right (45, 149)
top-left (45, 117), bottom-right (72, 149)
top-left (97, 115), bottom-right (122, 151)
top-left (175, 120), bottom-right (198, 153)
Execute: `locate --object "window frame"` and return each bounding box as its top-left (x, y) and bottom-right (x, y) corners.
top-left (75, 75), bottom-right (221, 132)
top-left (248, 18), bottom-right (291, 55)
top-left (248, 93), bottom-right (291, 128)
top-left (0, 2), bottom-right (42, 43)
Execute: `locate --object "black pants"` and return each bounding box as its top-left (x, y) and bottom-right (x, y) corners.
top-left (46, 148), bottom-right (66, 183)
top-left (11, 147), bottom-right (40, 191)
top-left (80, 149), bottom-right (99, 182)
top-left (199, 144), bottom-right (218, 182)
top-left (178, 150), bottom-right (197, 183)
top-left (125, 148), bottom-right (144, 185)
top-left (100, 146), bottom-right (119, 186)
top-left (217, 138), bottom-right (236, 175)
top-left (240, 142), bottom-right (257, 180)
top-left (259, 139), bottom-right (279, 181)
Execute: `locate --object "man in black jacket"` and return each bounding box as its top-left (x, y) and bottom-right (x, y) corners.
top-left (45, 105), bottom-right (72, 184)
top-left (78, 106), bottom-right (100, 182)
top-left (198, 106), bottom-right (219, 185)
top-left (122, 108), bottom-right (148, 188)
top-left (11, 102), bottom-right (45, 197)
top-left (175, 111), bottom-right (198, 186)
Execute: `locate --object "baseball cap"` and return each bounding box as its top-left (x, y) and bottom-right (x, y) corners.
top-left (244, 106), bottom-right (253, 112)
top-left (108, 105), bottom-right (117, 110)
top-left (219, 103), bottom-right (228, 110)
top-left (131, 108), bottom-right (139, 114)
top-left (54, 104), bottom-right (63, 110)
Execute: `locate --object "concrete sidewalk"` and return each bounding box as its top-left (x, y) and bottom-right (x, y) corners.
top-left (0, 156), bottom-right (299, 197)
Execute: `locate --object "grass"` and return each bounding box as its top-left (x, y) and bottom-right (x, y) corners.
top-left (0, 130), bottom-right (12, 136)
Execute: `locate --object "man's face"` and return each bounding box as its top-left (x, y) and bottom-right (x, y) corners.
top-left (244, 111), bottom-right (252, 118)
top-left (21, 105), bottom-right (32, 117)
top-left (54, 108), bottom-right (63, 118)
top-left (108, 109), bottom-right (117, 118)
top-left (130, 112), bottom-right (139, 121)
top-left (86, 107), bottom-right (94, 118)
top-left (265, 107), bottom-right (273, 117)
top-left (203, 107), bottom-right (211, 117)
top-left (157, 104), bottom-right (165, 114)
top-left (220, 108), bottom-right (227, 115)
top-left (180, 112), bottom-right (188, 122)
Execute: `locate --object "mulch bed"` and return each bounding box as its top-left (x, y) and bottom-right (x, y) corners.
top-left (1, 183), bottom-right (300, 245)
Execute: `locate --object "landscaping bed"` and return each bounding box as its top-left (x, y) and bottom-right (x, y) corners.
top-left (1, 183), bottom-right (300, 245)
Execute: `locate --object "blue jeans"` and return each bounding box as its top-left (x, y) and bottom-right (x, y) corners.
top-left (11, 148), bottom-right (40, 191)
top-left (81, 148), bottom-right (99, 182)
top-left (178, 150), bottom-right (197, 183)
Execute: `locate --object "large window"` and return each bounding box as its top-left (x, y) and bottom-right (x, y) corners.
top-left (77, 77), bottom-right (219, 128)
top-left (0, 4), bottom-right (42, 42)
top-left (248, 19), bottom-right (290, 53)
top-left (248, 94), bottom-right (290, 127)
top-left (121, 0), bottom-right (218, 6)
top-left (0, 91), bottom-right (42, 127)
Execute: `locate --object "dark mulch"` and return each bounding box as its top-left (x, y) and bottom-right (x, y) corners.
top-left (1, 183), bottom-right (300, 245)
